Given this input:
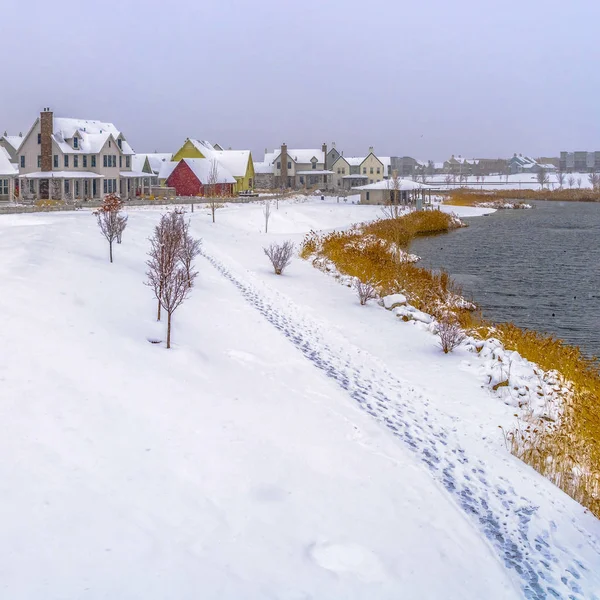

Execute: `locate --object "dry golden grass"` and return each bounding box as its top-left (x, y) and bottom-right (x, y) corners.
top-left (302, 213), bottom-right (600, 518)
top-left (444, 188), bottom-right (600, 206)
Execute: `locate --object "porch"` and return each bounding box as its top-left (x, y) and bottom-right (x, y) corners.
top-left (296, 170), bottom-right (334, 191)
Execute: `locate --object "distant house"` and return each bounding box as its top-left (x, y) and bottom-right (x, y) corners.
top-left (172, 139), bottom-right (254, 193)
top-left (0, 133), bottom-right (24, 162)
top-left (508, 154), bottom-right (555, 174)
top-left (16, 108), bottom-right (148, 200)
top-left (0, 147), bottom-right (18, 201)
top-left (443, 155), bottom-right (478, 175)
top-left (559, 151), bottom-right (600, 173)
top-left (330, 148), bottom-right (389, 190)
top-left (132, 153), bottom-right (173, 186)
top-left (270, 143), bottom-right (334, 190)
top-left (165, 158), bottom-right (236, 197)
top-left (353, 178), bottom-right (431, 206)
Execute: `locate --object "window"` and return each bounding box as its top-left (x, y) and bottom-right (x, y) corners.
top-left (118, 139), bottom-right (122, 149)
top-left (91, 155), bottom-right (96, 168)
top-left (342, 168), bottom-right (346, 174)
top-left (287, 161), bottom-right (291, 169)
top-left (29, 180), bottom-right (35, 193)
top-left (366, 192), bottom-right (370, 201)
top-left (337, 168), bottom-right (340, 174)
top-left (370, 167), bottom-right (373, 174)
top-left (277, 162), bottom-right (281, 169)
top-left (312, 162), bottom-right (316, 170)
top-left (103, 178), bottom-right (117, 194)
top-left (64, 155), bottom-right (69, 168)
top-left (65, 180), bottom-right (70, 194)
top-left (126, 156), bottom-right (130, 168)
top-left (0, 179), bottom-right (7, 195)
top-left (119, 156), bottom-right (122, 168)
top-left (377, 167), bottom-right (380, 174)
top-left (73, 137), bottom-right (78, 149)
top-left (108, 140), bottom-right (111, 148)
top-left (74, 156), bottom-right (79, 168)
top-left (53, 155), bottom-right (58, 168)
top-left (37, 155), bottom-right (41, 168)
top-left (103, 155), bottom-right (107, 168)
top-left (362, 167), bottom-right (366, 174)
top-left (83, 155), bottom-right (87, 168)
top-left (337, 179), bottom-right (341, 187)
top-left (299, 176), bottom-right (305, 185)
top-left (37, 133), bottom-right (41, 144)
top-left (20, 156), bottom-right (25, 168)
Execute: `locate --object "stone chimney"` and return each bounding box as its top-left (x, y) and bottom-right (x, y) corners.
top-left (369, 146), bottom-right (374, 154)
top-left (322, 142), bottom-right (328, 169)
top-left (40, 108), bottom-right (53, 172)
top-left (280, 143), bottom-right (288, 188)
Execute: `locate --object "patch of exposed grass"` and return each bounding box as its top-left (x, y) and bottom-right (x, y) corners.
top-left (444, 188), bottom-right (600, 206)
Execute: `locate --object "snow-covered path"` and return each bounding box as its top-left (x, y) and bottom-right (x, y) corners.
top-left (199, 229), bottom-right (600, 599)
top-left (1, 201), bottom-right (599, 599)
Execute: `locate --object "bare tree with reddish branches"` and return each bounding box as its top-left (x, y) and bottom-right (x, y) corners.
top-left (94, 193), bottom-right (127, 262)
top-left (146, 210), bottom-right (200, 348)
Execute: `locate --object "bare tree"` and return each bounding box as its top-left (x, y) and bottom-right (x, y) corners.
top-left (263, 200), bottom-right (272, 233)
top-left (536, 168), bottom-right (549, 189)
top-left (146, 210), bottom-right (200, 348)
top-left (178, 224), bottom-right (202, 287)
top-left (383, 170), bottom-right (402, 218)
top-left (444, 174), bottom-right (453, 188)
top-left (576, 176), bottom-right (582, 189)
top-left (353, 276), bottom-right (378, 305)
top-left (568, 174), bottom-right (575, 189)
top-left (264, 240), bottom-right (294, 275)
top-left (588, 171), bottom-right (599, 191)
top-left (420, 171), bottom-right (428, 185)
top-left (556, 169), bottom-right (565, 189)
top-left (437, 314), bottom-right (465, 353)
top-left (206, 158), bottom-right (224, 223)
top-left (94, 193), bottom-right (127, 263)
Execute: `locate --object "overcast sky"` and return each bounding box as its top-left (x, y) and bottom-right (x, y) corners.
top-left (2, 0), bottom-right (599, 160)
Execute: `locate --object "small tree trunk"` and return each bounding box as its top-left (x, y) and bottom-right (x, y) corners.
top-left (157, 299), bottom-right (161, 321)
top-left (109, 241), bottom-right (113, 263)
top-left (167, 311), bottom-right (172, 349)
top-left (212, 203), bottom-right (215, 223)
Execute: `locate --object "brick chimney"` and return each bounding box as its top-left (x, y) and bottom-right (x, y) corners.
top-left (40, 108), bottom-right (53, 172)
top-left (322, 142), bottom-right (327, 169)
top-left (280, 143), bottom-right (288, 188)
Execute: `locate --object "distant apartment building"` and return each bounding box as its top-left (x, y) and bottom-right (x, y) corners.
top-left (559, 151), bottom-right (600, 172)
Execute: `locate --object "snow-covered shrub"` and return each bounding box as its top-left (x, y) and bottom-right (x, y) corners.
top-left (354, 277), bottom-right (378, 306)
top-left (437, 314), bottom-right (465, 354)
top-left (264, 241), bottom-right (294, 275)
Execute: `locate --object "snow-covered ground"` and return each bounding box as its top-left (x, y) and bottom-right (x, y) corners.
top-left (424, 171), bottom-right (594, 191)
top-left (1, 198), bottom-right (599, 600)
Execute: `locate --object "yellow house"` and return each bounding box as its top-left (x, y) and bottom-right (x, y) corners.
top-left (172, 139), bottom-right (255, 193)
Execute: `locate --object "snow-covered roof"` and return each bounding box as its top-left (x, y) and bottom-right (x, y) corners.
top-left (0, 148), bottom-right (18, 176)
top-left (353, 179), bottom-right (431, 191)
top-left (273, 148), bottom-right (325, 165)
top-left (253, 161), bottom-right (273, 174)
top-left (51, 117), bottom-right (135, 156)
top-left (157, 161), bottom-right (178, 181)
top-left (379, 156), bottom-right (391, 171)
top-left (1, 135), bottom-right (24, 153)
top-left (341, 174), bottom-right (368, 179)
top-left (132, 153), bottom-right (172, 174)
top-left (345, 157), bottom-right (365, 166)
top-left (188, 139), bottom-right (250, 178)
top-left (173, 158), bottom-right (236, 185)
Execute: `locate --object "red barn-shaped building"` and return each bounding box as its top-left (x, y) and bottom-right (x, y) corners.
top-left (166, 158), bottom-right (236, 197)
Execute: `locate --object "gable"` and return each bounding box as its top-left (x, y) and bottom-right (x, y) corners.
top-left (172, 139), bottom-right (207, 162)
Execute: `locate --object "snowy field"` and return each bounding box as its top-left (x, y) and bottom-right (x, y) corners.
top-left (1, 197), bottom-right (599, 599)
top-left (425, 171), bottom-right (595, 191)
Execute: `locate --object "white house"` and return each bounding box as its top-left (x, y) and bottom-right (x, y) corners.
top-left (353, 178), bottom-right (431, 207)
top-left (0, 147), bottom-right (18, 201)
top-left (16, 108), bottom-right (149, 201)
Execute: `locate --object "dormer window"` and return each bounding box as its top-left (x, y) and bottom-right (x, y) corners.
top-left (118, 139), bottom-right (122, 150)
top-left (312, 161), bottom-right (317, 170)
top-left (73, 137), bottom-right (79, 149)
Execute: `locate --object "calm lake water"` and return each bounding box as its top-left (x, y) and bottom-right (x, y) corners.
top-left (410, 201), bottom-right (600, 358)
